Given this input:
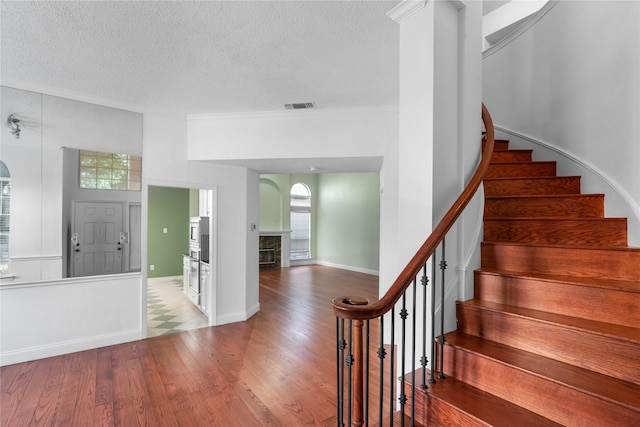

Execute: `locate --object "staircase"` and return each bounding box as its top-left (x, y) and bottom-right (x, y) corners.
top-left (412, 139), bottom-right (640, 426)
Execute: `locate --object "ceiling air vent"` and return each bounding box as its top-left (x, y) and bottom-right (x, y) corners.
top-left (284, 102), bottom-right (315, 110)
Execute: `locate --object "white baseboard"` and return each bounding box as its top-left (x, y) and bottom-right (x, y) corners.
top-left (0, 329), bottom-right (143, 366)
top-left (315, 260), bottom-right (379, 276)
top-left (215, 303), bottom-right (261, 326)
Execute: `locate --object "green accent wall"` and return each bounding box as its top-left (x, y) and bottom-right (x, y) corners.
top-left (259, 172), bottom-right (379, 272)
top-left (147, 186), bottom-right (190, 278)
top-left (317, 173), bottom-right (380, 272)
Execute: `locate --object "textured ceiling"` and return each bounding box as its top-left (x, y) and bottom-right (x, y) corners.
top-left (1, 1), bottom-right (400, 115)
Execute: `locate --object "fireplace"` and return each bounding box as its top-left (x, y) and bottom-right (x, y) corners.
top-left (259, 249), bottom-right (276, 265)
top-left (258, 231), bottom-right (291, 268)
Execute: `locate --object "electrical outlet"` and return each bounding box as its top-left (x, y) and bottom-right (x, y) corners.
top-left (163, 228), bottom-right (168, 234)
top-left (150, 265), bottom-right (155, 271)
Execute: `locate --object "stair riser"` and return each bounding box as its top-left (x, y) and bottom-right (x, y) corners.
top-left (483, 139), bottom-right (510, 151)
top-left (483, 219), bottom-right (627, 246)
top-left (456, 304), bottom-right (640, 384)
top-left (484, 195), bottom-right (604, 218)
top-left (441, 344), bottom-right (640, 426)
top-left (474, 271), bottom-right (640, 329)
top-left (490, 150), bottom-right (532, 163)
top-left (409, 391), bottom-right (491, 427)
top-left (483, 177), bottom-right (581, 196)
top-left (481, 243), bottom-right (640, 281)
top-left (486, 162), bottom-right (556, 178)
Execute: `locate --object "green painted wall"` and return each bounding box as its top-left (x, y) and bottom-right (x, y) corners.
top-left (259, 173), bottom-right (379, 271)
top-left (147, 186), bottom-right (190, 278)
top-left (317, 173), bottom-right (380, 272)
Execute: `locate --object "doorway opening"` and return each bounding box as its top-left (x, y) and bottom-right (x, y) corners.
top-left (146, 185), bottom-right (215, 337)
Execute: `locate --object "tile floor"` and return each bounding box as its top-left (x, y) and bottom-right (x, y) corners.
top-left (146, 276), bottom-right (208, 338)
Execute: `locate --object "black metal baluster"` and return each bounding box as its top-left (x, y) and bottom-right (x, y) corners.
top-left (411, 279), bottom-right (417, 426)
top-left (389, 306), bottom-right (395, 427)
top-left (365, 319), bottom-right (370, 427)
top-left (420, 264), bottom-right (428, 389)
top-left (337, 318), bottom-right (346, 427)
top-left (378, 315), bottom-right (386, 427)
top-left (347, 320), bottom-right (354, 424)
top-left (399, 292), bottom-right (408, 427)
top-left (430, 255), bottom-right (436, 385)
top-left (439, 238), bottom-right (447, 380)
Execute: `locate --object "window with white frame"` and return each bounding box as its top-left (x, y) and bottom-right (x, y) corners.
top-left (290, 183), bottom-right (311, 260)
top-left (0, 161), bottom-right (10, 274)
top-left (79, 150), bottom-right (141, 191)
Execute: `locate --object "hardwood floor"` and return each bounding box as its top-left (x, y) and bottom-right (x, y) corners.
top-left (0, 266), bottom-right (379, 426)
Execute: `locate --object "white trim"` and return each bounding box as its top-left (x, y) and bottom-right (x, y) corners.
top-left (188, 104), bottom-right (398, 121)
top-left (0, 79), bottom-right (149, 114)
top-left (0, 271), bottom-right (140, 290)
top-left (483, 1), bottom-right (559, 59)
top-left (215, 303), bottom-right (260, 326)
top-left (316, 260), bottom-right (379, 277)
top-left (0, 329), bottom-right (142, 366)
top-left (290, 259), bottom-right (316, 267)
top-left (494, 124), bottom-right (640, 228)
top-left (386, 0), bottom-right (428, 23)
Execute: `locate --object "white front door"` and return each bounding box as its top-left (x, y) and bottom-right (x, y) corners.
top-left (72, 201), bottom-right (124, 277)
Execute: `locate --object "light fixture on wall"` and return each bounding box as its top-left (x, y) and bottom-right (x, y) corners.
top-left (5, 114), bottom-right (21, 139)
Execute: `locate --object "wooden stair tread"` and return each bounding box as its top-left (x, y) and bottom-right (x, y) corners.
top-left (483, 217), bottom-right (628, 246)
top-left (481, 241), bottom-right (640, 281)
top-left (486, 162), bottom-right (556, 178)
top-left (484, 193), bottom-right (605, 200)
top-left (476, 267), bottom-right (640, 293)
top-left (409, 371), bottom-right (563, 427)
top-left (443, 332), bottom-right (640, 411)
top-left (371, 412), bottom-right (423, 427)
top-left (485, 216), bottom-right (626, 221)
top-left (460, 299), bottom-right (640, 343)
top-left (484, 194), bottom-right (605, 218)
top-left (483, 176), bottom-right (582, 196)
top-left (483, 175), bottom-right (581, 182)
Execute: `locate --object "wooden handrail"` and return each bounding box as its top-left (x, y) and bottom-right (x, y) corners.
top-left (333, 103), bottom-right (495, 320)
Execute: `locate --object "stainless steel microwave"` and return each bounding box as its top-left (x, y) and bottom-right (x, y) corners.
top-left (189, 217), bottom-right (209, 247)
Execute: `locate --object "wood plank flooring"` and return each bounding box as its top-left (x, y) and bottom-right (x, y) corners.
top-left (1, 265), bottom-right (379, 426)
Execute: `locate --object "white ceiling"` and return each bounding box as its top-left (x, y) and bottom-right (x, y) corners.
top-left (1, 1), bottom-right (400, 116)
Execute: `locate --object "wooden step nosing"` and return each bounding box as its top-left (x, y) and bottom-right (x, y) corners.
top-left (461, 300), bottom-right (640, 344)
top-left (482, 241), bottom-right (640, 253)
top-left (484, 217), bottom-right (627, 222)
top-left (475, 268), bottom-right (640, 293)
top-left (443, 335), bottom-right (640, 412)
top-left (483, 176), bottom-right (581, 182)
top-left (484, 194), bottom-right (605, 200)
top-left (408, 369), bottom-right (565, 427)
top-left (489, 161), bottom-right (556, 166)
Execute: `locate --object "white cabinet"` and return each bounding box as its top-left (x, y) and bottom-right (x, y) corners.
top-left (182, 255), bottom-right (190, 295)
top-left (200, 262), bottom-right (210, 315)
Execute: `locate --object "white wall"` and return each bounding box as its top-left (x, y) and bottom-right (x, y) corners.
top-left (1, 87), bottom-right (145, 365)
top-left (187, 107), bottom-right (396, 162)
top-left (385, 0), bottom-right (483, 375)
top-left (1, 274), bottom-right (142, 366)
top-left (142, 111), bottom-right (259, 327)
top-left (483, 0), bottom-right (640, 244)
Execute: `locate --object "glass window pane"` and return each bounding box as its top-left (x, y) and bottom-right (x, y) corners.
top-left (78, 150), bottom-right (141, 191)
top-left (290, 183), bottom-right (311, 260)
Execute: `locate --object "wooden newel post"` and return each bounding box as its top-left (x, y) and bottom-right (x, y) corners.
top-left (352, 319), bottom-right (364, 427)
top-left (333, 296), bottom-right (369, 427)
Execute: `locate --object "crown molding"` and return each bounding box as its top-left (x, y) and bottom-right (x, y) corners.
top-left (187, 105), bottom-right (399, 121)
top-left (387, 0), bottom-right (428, 24)
top-left (483, 0), bottom-right (559, 59)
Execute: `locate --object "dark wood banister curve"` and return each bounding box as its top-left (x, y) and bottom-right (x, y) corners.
top-left (332, 103), bottom-right (495, 320)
